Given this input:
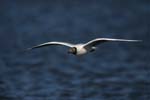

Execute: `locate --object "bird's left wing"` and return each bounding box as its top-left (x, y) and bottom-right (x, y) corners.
top-left (84, 38), bottom-right (141, 48)
top-left (27, 41), bottom-right (74, 50)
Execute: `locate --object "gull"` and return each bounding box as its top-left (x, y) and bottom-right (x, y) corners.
top-left (27, 38), bottom-right (141, 56)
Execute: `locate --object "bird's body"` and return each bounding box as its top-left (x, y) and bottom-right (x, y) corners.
top-left (27, 38), bottom-right (141, 56)
top-left (73, 44), bottom-right (88, 55)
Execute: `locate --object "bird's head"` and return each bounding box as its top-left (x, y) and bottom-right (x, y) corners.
top-left (68, 47), bottom-right (77, 55)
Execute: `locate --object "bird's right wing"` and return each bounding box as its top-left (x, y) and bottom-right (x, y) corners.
top-left (27, 41), bottom-right (74, 50)
top-left (84, 38), bottom-right (141, 48)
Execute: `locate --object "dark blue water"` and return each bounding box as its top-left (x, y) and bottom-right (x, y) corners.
top-left (0, 0), bottom-right (150, 100)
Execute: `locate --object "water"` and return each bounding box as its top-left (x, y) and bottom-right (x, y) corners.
top-left (0, 0), bottom-right (150, 100)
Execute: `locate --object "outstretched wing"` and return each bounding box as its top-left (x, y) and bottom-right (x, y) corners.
top-left (84, 38), bottom-right (141, 48)
top-left (27, 41), bottom-right (74, 50)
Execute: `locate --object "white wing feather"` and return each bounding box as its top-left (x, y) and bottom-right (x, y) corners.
top-left (27, 41), bottom-right (74, 50)
top-left (84, 38), bottom-right (141, 48)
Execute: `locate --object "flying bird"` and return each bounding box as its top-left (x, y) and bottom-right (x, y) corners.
top-left (27, 38), bottom-right (141, 56)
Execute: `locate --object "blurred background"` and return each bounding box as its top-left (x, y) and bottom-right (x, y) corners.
top-left (0, 0), bottom-right (149, 100)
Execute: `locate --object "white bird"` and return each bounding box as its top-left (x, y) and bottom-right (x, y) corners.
top-left (27, 38), bottom-right (141, 56)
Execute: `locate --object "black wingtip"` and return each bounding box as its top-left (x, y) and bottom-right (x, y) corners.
top-left (26, 48), bottom-right (32, 51)
top-left (132, 40), bottom-right (143, 42)
top-left (17, 48), bottom-right (33, 55)
top-left (22, 47), bottom-right (34, 52)
top-left (138, 40), bottom-right (143, 42)
top-left (26, 45), bottom-right (41, 51)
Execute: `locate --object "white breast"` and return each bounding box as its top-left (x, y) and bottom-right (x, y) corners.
top-left (75, 44), bottom-right (87, 55)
